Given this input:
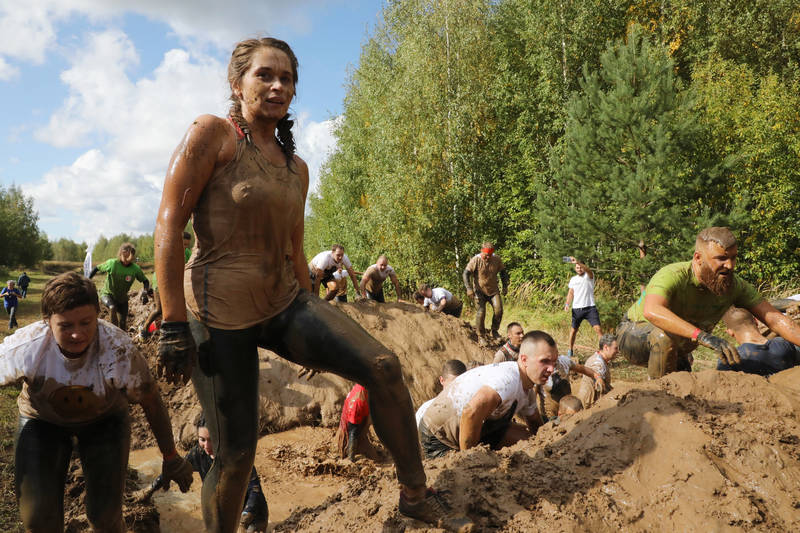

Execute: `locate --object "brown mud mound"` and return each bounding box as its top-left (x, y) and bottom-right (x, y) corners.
top-left (125, 297), bottom-right (493, 449)
top-left (271, 367), bottom-right (800, 532)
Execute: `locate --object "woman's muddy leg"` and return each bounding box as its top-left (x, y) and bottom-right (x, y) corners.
top-left (258, 291), bottom-right (426, 488)
top-left (189, 317), bottom-right (260, 533)
top-left (117, 300), bottom-right (129, 331)
top-left (77, 411), bottom-right (129, 533)
top-left (15, 417), bottom-right (72, 533)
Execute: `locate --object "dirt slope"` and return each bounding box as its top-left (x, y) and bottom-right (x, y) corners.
top-left (271, 367), bottom-right (800, 532)
top-left (127, 298), bottom-right (494, 448)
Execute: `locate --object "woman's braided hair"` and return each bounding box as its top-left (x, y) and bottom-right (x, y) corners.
top-left (227, 37), bottom-right (298, 169)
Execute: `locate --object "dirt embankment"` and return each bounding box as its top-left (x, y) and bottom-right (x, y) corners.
top-left (274, 367), bottom-right (800, 532)
top-left (120, 293), bottom-right (800, 532)
top-left (126, 298), bottom-right (494, 449)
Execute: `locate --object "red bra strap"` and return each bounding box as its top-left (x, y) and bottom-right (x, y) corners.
top-left (228, 116), bottom-right (245, 140)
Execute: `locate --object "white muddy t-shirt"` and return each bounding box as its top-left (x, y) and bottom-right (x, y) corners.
top-left (310, 250), bottom-right (353, 272)
top-left (584, 352), bottom-right (609, 382)
top-left (544, 355), bottom-right (577, 391)
top-left (423, 287), bottom-right (453, 308)
top-left (0, 319), bottom-right (154, 426)
top-left (415, 398), bottom-right (435, 427)
top-left (421, 361), bottom-right (538, 449)
top-left (569, 273), bottom-right (596, 308)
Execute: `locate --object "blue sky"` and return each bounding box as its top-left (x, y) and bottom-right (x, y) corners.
top-left (0, 0), bottom-right (385, 242)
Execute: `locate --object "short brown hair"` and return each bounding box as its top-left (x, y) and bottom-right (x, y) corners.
top-left (559, 395), bottom-right (584, 414)
top-left (723, 306), bottom-right (756, 332)
top-left (696, 227), bottom-right (736, 250)
top-left (118, 242), bottom-right (136, 260)
top-left (41, 272), bottom-right (100, 318)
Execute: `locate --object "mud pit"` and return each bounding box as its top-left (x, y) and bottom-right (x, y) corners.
top-left (119, 296), bottom-right (800, 532)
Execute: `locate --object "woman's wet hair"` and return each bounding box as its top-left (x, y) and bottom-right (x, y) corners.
top-left (41, 272), bottom-right (100, 319)
top-left (228, 37), bottom-right (299, 169)
top-left (118, 242), bottom-right (136, 260)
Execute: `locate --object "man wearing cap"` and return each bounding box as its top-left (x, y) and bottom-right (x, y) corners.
top-left (617, 227), bottom-right (800, 378)
top-left (463, 242), bottom-right (509, 344)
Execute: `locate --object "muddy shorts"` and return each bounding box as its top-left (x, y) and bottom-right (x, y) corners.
top-left (419, 401), bottom-right (517, 458)
top-left (100, 294), bottom-right (129, 317)
top-left (571, 305), bottom-right (600, 329)
top-left (366, 289), bottom-right (385, 303)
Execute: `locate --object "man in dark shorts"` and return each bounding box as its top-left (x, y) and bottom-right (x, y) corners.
top-left (716, 307), bottom-right (800, 375)
top-left (360, 255), bottom-right (401, 302)
top-left (617, 227), bottom-right (800, 378)
top-left (563, 257), bottom-right (602, 357)
top-left (418, 331), bottom-right (556, 457)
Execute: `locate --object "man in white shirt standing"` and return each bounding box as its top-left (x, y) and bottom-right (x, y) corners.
top-left (418, 331), bottom-right (557, 458)
top-left (563, 257), bottom-right (602, 357)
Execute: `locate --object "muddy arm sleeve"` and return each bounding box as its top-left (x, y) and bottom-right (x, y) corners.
top-left (500, 268), bottom-right (510, 292)
top-left (462, 267), bottom-right (473, 292)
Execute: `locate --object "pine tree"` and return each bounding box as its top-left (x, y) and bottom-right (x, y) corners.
top-left (539, 25), bottom-right (723, 286)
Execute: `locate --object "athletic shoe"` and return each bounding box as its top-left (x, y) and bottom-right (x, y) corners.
top-left (399, 488), bottom-right (473, 532)
top-left (567, 349), bottom-right (574, 357)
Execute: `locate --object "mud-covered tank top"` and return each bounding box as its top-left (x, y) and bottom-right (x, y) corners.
top-left (184, 130), bottom-right (302, 329)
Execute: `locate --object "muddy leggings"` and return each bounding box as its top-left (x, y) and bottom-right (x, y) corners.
top-left (474, 290), bottom-right (503, 336)
top-left (189, 289), bottom-right (426, 533)
top-left (617, 320), bottom-right (695, 379)
top-left (100, 294), bottom-right (130, 331)
top-left (15, 411), bottom-right (130, 533)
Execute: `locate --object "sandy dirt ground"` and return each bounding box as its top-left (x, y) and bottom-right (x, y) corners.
top-left (111, 296), bottom-right (800, 532)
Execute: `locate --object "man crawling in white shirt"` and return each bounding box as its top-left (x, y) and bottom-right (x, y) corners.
top-left (0, 272), bottom-right (193, 532)
top-left (418, 331), bottom-right (557, 458)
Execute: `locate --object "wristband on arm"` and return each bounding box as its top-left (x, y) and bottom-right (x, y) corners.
top-left (691, 328), bottom-right (701, 341)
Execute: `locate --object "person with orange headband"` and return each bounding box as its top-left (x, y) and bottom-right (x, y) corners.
top-left (462, 241), bottom-right (509, 345)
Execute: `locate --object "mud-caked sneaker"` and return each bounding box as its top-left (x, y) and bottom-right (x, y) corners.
top-left (399, 488), bottom-right (474, 532)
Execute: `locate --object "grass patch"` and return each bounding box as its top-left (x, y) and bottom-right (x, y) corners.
top-left (0, 384), bottom-right (22, 532)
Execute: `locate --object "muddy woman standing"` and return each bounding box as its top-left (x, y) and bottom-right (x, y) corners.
top-left (154, 38), bottom-right (472, 532)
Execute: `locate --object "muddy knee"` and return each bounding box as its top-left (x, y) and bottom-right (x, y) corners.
top-left (647, 330), bottom-right (679, 379)
top-left (369, 353), bottom-right (404, 387)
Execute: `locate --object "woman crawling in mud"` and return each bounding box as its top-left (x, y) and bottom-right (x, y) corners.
top-left (153, 37), bottom-right (472, 532)
top-left (0, 272), bottom-right (193, 532)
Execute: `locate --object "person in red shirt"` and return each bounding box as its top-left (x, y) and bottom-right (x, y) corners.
top-left (338, 384), bottom-right (374, 461)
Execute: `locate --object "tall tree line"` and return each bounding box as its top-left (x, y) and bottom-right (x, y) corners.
top-left (306, 0), bottom-right (800, 296)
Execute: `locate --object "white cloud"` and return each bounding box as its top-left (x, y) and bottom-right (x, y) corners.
top-left (25, 28), bottom-right (228, 240)
top-left (294, 112), bottom-right (339, 194)
top-left (0, 56), bottom-right (18, 80)
top-left (23, 149), bottom-right (162, 242)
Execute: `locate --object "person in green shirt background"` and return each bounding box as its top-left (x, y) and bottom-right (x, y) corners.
top-left (89, 242), bottom-right (150, 332)
top-left (140, 232), bottom-right (192, 339)
top-left (617, 227), bottom-right (800, 379)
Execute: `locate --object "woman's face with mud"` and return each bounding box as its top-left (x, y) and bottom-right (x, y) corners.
top-left (48, 304), bottom-right (99, 358)
top-left (198, 426), bottom-right (214, 457)
top-left (234, 47), bottom-right (294, 123)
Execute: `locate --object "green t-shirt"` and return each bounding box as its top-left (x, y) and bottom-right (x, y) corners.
top-left (97, 258), bottom-right (147, 302)
top-left (626, 261), bottom-right (763, 332)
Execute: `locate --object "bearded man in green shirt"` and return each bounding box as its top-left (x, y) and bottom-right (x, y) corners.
top-left (618, 227), bottom-right (800, 378)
